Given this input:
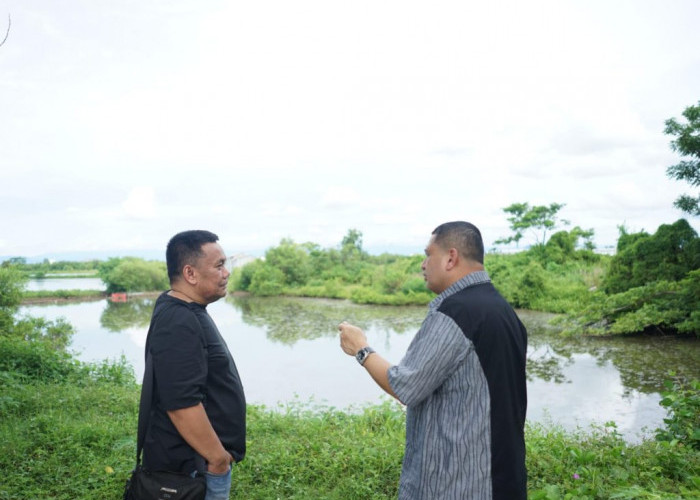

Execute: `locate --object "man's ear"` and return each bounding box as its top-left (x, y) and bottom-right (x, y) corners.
top-left (182, 264), bottom-right (197, 285)
top-left (445, 248), bottom-right (459, 270)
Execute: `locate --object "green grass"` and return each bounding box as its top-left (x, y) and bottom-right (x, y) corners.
top-left (1, 334), bottom-right (698, 499)
top-left (1, 369), bottom-right (698, 500)
top-left (21, 289), bottom-right (106, 302)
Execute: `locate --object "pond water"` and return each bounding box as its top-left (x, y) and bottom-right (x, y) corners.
top-left (18, 291), bottom-right (700, 443)
top-left (26, 277), bottom-right (105, 291)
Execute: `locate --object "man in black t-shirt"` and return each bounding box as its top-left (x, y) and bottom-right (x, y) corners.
top-left (141, 230), bottom-right (246, 500)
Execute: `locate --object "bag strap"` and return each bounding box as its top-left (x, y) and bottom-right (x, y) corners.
top-left (135, 347), bottom-right (154, 465)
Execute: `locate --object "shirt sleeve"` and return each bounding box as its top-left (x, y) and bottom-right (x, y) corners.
top-left (388, 310), bottom-right (470, 407)
top-left (150, 305), bottom-right (208, 411)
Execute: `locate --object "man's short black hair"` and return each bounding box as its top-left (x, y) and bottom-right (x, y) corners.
top-left (166, 230), bottom-right (220, 283)
top-left (432, 221), bottom-right (484, 264)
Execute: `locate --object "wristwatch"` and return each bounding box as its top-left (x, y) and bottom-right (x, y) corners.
top-left (355, 346), bottom-right (376, 366)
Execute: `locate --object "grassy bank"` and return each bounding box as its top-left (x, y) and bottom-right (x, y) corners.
top-left (21, 289), bottom-right (107, 304)
top-left (1, 341), bottom-right (698, 500)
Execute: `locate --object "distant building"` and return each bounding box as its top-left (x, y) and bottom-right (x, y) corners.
top-left (227, 253), bottom-right (257, 270)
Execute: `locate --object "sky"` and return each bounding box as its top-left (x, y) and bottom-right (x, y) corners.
top-left (1, 0), bottom-right (699, 262)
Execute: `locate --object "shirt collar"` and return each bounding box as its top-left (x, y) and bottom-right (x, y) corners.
top-left (429, 270), bottom-right (491, 311)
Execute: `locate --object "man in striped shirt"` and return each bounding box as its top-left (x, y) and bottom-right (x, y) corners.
top-left (339, 221), bottom-right (527, 499)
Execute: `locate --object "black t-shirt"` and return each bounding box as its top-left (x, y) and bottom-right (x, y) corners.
top-left (142, 292), bottom-right (246, 473)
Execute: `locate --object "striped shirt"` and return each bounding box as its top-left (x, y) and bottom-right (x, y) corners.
top-left (388, 271), bottom-right (527, 500)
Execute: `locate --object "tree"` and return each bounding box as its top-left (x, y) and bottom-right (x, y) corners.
top-left (665, 101), bottom-right (700, 216)
top-left (0, 266), bottom-right (27, 334)
top-left (264, 238), bottom-right (312, 286)
top-left (97, 257), bottom-right (168, 293)
top-left (495, 202), bottom-right (569, 248)
top-left (544, 226), bottom-right (596, 263)
top-left (340, 228), bottom-right (366, 261)
top-left (603, 219), bottom-right (699, 294)
top-left (1, 257), bottom-right (26, 268)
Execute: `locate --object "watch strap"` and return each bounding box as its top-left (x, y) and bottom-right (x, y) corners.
top-left (355, 346), bottom-right (376, 365)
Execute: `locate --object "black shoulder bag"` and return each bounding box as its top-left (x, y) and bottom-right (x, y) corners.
top-left (123, 349), bottom-right (206, 500)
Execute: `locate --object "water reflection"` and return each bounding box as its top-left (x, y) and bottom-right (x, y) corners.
top-left (100, 297), bottom-right (155, 332)
top-left (518, 310), bottom-right (699, 394)
top-left (19, 295), bottom-right (700, 441)
top-left (225, 298), bottom-right (699, 394)
top-left (90, 295), bottom-right (700, 395)
top-left (26, 277), bottom-right (104, 291)
top-left (228, 295), bottom-right (426, 344)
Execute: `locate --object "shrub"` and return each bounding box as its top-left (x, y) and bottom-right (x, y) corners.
top-left (0, 266), bottom-right (27, 333)
top-left (511, 261), bottom-right (547, 309)
top-left (249, 266), bottom-right (286, 296)
top-left (265, 239), bottom-right (312, 286)
top-left (655, 376), bottom-right (700, 450)
top-left (0, 336), bottom-right (77, 382)
top-left (10, 316), bottom-right (75, 350)
top-left (98, 257), bottom-right (168, 293)
top-left (603, 219), bottom-right (699, 294)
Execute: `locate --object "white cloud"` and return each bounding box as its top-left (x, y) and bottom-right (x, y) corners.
top-left (122, 187), bottom-right (157, 219)
top-left (1, 1), bottom-right (699, 259)
top-left (321, 186), bottom-right (362, 209)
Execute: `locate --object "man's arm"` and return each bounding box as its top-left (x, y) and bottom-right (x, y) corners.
top-left (338, 321), bottom-right (400, 401)
top-left (167, 403), bottom-right (233, 473)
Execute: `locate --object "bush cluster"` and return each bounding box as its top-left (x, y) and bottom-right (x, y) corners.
top-left (561, 220), bottom-right (699, 336)
top-left (231, 231), bottom-right (434, 306)
top-left (97, 257), bottom-right (168, 294)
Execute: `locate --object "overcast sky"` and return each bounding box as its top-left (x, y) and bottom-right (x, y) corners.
top-left (1, 0), bottom-right (699, 261)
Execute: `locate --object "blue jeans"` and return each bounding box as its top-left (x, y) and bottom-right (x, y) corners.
top-left (204, 467), bottom-right (232, 500)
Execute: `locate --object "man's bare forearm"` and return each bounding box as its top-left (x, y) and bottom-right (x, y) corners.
top-left (362, 352), bottom-right (400, 401)
top-left (338, 321), bottom-right (401, 402)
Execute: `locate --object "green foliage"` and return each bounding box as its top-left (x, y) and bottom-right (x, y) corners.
top-left (0, 263), bottom-right (27, 336)
top-left (10, 316), bottom-right (75, 350)
top-left (2, 359), bottom-right (699, 500)
top-left (0, 266), bottom-right (27, 332)
top-left (340, 228), bottom-right (367, 262)
top-left (1, 257), bottom-right (101, 276)
top-left (0, 361), bottom-right (137, 499)
top-left (486, 248), bottom-right (604, 314)
top-left (0, 336), bottom-right (77, 382)
top-left (655, 376), bottom-right (700, 450)
top-left (665, 100), bottom-right (700, 216)
top-left (604, 220), bottom-right (699, 294)
top-left (526, 420), bottom-right (700, 499)
top-left (97, 257), bottom-right (168, 293)
top-left (510, 260), bottom-right (547, 309)
top-left (237, 401), bottom-right (404, 499)
top-left (0, 301), bottom-right (697, 498)
top-left (232, 232), bottom-right (433, 306)
top-left (22, 289), bottom-right (104, 301)
top-left (495, 202), bottom-right (570, 247)
top-left (0, 265), bottom-right (27, 308)
top-left (230, 259), bottom-right (263, 291)
top-left (559, 270), bottom-right (700, 336)
top-left (544, 226), bottom-right (596, 264)
top-left (264, 238), bottom-right (312, 286)
top-left (249, 265), bottom-right (286, 296)
top-left (557, 219), bottom-right (699, 336)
